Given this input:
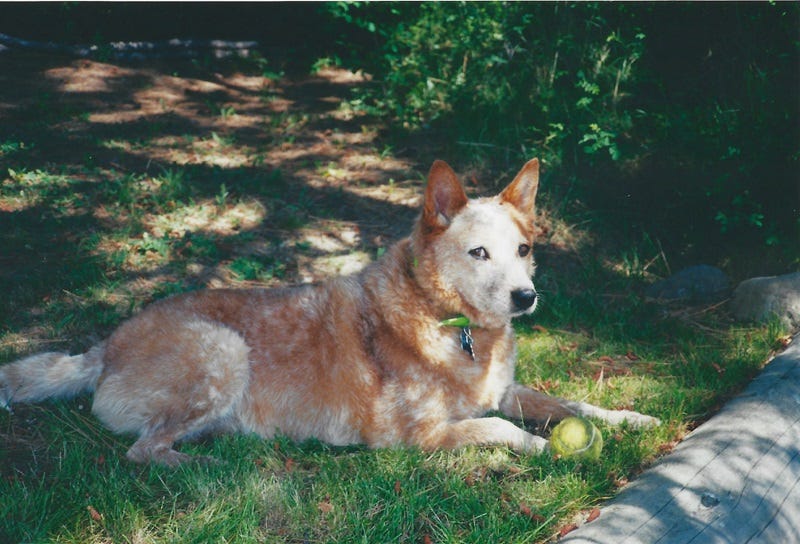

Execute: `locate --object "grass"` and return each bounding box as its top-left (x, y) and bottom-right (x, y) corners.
top-left (0, 53), bottom-right (792, 543)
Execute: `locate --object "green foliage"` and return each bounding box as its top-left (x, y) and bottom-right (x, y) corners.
top-left (0, 140), bottom-right (30, 156)
top-left (335, 3), bottom-right (646, 170)
top-left (229, 256), bottom-right (286, 282)
top-left (332, 2), bottom-right (799, 252)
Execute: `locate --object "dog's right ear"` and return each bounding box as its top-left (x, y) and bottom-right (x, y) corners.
top-left (423, 160), bottom-right (468, 232)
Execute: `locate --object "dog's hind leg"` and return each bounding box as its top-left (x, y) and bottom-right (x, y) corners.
top-left (499, 384), bottom-right (576, 426)
top-left (500, 383), bottom-right (660, 429)
top-left (93, 319), bottom-right (251, 465)
top-left (126, 427), bottom-right (198, 467)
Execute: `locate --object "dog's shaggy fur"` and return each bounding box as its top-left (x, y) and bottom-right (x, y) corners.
top-left (0, 159), bottom-right (658, 465)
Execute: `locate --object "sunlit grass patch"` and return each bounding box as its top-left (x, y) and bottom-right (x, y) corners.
top-left (2, 168), bottom-right (78, 210)
top-left (147, 199), bottom-right (267, 238)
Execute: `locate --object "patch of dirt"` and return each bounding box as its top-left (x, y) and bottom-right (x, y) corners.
top-left (0, 53), bottom-right (427, 289)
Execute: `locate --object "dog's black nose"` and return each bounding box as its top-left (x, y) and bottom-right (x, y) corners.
top-left (511, 288), bottom-right (538, 311)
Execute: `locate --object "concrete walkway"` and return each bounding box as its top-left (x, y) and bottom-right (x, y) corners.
top-left (560, 335), bottom-right (800, 544)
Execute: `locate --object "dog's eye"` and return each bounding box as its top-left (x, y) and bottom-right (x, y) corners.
top-left (469, 247), bottom-right (490, 260)
top-left (518, 244), bottom-right (531, 257)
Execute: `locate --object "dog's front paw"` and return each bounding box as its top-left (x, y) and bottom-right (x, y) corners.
top-left (522, 433), bottom-right (549, 453)
top-left (570, 401), bottom-right (660, 429)
top-left (610, 410), bottom-right (661, 429)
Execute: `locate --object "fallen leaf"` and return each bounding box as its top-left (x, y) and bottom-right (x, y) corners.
top-left (532, 324), bottom-right (547, 332)
top-left (598, 355), bottom-right (615, 364)
top-left (559, 523), bottom-right (579, 537)
top-left (284, 457), bottom-right (295, 472)
top-left (87, 505), bottom-right (103, 522)
top-left (519, 503), bottom-right (546, 523)
top-left (423, 535), bottom-right (433, 544)
top-left (587, 508), bottom-right (601, 523)
top-left (317, 499), bottom-right (334, 514)
top-left (394, 480), bottom-right (402, 495)
top-left (625, 351), bottom-right (640, 361)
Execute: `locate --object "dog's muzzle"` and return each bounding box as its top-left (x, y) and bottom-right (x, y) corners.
top-left (511, 288), bottom-right (538, 313)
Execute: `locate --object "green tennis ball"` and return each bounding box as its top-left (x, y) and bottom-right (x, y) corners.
top-left (549, 417), bottom-right (603, 460)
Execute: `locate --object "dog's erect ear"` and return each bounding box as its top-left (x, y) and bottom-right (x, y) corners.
top-left (500, 158), bottom-right (539, 217)
top-left (423, 160), bottom-right (469, 230)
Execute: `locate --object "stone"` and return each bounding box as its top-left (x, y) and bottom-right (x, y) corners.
top-left (730, 272), bottom-right (800, 330)
top-left (646, 265), bottom-right (731, 303)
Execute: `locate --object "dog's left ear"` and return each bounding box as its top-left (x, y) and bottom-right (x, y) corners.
top-left (500, 158), bottom-right (539, 217)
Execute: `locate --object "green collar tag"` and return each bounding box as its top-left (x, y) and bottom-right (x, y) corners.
top-left (439, 315), bottom-right (475, 359)
top-left (439, 315), bottom-right (471, 328)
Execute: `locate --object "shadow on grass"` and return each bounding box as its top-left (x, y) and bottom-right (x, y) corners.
top-left (0, 52), bottom-right (418, 348)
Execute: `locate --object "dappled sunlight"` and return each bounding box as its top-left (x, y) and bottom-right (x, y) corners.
top-left (39, 57), bottom-right (418, 213)
top-left (0, 168), bottom-right (81, 214)
top-left (0, 33), bottom-right (792, 543)
top-left (300, 223), bottom-right (361, 253)
top-left (299, 250), bottom-right (373, 281)
top-left (146, 199), bottom-right (267, 238)
top-left (0, 191), bottom-right (33, 213)
top-left (314, 66), bottom-right (371, 85)
top-left (0, 53), bottom-right (426, 296)
top-left (45, 61), bottom-right (138, 93)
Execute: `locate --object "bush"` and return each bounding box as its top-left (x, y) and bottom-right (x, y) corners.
top-left (329, 2), bottom-right (799, 255)
top-left (333, 3), bottom-right (645, 169)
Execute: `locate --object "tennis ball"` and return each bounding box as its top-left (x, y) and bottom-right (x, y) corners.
top-left (549, 417), bottom-right (603, 460)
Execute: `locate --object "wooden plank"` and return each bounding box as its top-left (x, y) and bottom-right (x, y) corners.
top-left (560, 336), bottom-right (800, 543)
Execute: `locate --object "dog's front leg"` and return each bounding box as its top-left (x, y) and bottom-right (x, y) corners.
top-left (430, 416), bottom-right (547, 453)
top-left (500, 383), bottom-right (660, 429)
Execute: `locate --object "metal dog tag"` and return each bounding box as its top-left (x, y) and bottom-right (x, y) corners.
top-left (460, 327), bottom-right (474, 359)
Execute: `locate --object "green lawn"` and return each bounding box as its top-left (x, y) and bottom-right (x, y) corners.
top-left (0, 53), bottom-right (789, 543)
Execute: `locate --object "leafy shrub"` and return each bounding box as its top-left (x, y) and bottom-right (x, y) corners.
top-left (329, 2), bottom-right (799, 254)
top-left (333, 3), bottom-right (647, 170)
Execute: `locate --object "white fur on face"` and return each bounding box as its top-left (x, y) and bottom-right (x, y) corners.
top-left (431, 199), bottom-right (536, 328)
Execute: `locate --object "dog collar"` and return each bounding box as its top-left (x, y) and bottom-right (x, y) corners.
top-left (439, 315), bottom-right (471, 328)
top-left (439, 315), bottom-right (475, 359)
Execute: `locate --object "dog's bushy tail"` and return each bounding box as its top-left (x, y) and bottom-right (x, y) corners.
top-left (0, 344), bottom-right (105, 409)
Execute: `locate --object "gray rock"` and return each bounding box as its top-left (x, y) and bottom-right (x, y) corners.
top-left (730, 272), bottom-right (800, 330)
top-left (646, 265), bottom-right (731, 303)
